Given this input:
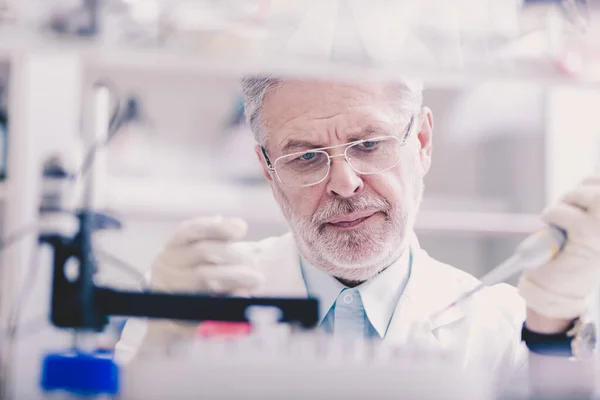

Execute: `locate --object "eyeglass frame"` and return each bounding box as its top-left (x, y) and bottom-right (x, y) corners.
top-left (260, 115), bottom-right (416, 188)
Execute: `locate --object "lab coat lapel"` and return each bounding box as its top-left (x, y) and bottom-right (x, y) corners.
top-left (252, 231), bottom-right (468, 347)
top-left (384, 233), bottom-right (466, 348)
top-left (254, 233), bottom-right (308, 298)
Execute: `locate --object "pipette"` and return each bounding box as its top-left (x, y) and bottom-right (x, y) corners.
top-left (431, 225), bottom-right (567, 320)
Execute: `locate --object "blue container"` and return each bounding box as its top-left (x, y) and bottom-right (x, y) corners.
top-left (40, 351), bottom-right (120, 398)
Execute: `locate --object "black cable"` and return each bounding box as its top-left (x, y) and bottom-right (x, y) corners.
top-left (0, 226), bottom-right (43, 344)
top-left (6, 245), bottom-right (42, 340)
top-left (0, 313), bottom-right (51, 343)
top-left (0, 223), bottom-right (38, 252)
top-left (72, 141), bottom-right (101, 181)
top-left (1, 232), bottom-right (148, 342)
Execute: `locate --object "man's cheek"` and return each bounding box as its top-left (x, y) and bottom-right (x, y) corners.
top-left (371, 174), bottom-right (401, 199)
top-left (293, 189), bottom-right (320, 213)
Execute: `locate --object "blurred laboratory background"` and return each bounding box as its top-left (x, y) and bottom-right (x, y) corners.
top-left (0, 0), bottom-right (595, 332)
top-left (0, 0), bottom-right (600, 397)
top-left (85, 68), bottom-right (588, 289)
top-left (0, 0), bottom-right (593, 295)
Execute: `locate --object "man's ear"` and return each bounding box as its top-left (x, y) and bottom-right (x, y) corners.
top-left (255, 144), bottom-right (273, 181)
top-left (417, 107), bottom-right (434, 175)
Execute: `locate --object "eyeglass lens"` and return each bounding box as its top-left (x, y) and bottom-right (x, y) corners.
top-left (273, 136), bottom-right (401, 186)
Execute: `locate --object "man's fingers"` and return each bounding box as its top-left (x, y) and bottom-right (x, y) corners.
top-left (167, 217), bottom-right (248, 247)
top-left (561, 184), bottom-right (600, 215)
top-left (144, 319), bottom-right (199, 343)
top-left (151, 265), bottom-right (263, 293)
top-left (579, 171), bottom-right (600, 187)
top-left (198, 266), bottom-right (264, 293)
top-left (542, 202), bottom-right (587, 233)
top-left (174, 241), bottom-right (257, 268)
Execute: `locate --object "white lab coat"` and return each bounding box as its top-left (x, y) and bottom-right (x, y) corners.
top-left (116, 230), bottom-right (528, 381)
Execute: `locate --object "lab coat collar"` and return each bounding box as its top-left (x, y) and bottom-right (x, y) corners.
top-left (254, 231), bottom-right (469, 343)
top-left (383, 232), bottom-right (468, 347)
top-left (255, 233), bottom-right (308, 298)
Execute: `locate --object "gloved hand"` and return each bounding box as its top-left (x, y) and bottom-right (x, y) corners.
top-left (518, 173), bottom-right (600, 320)
top-left (144, 216), bottom-right (264, 343)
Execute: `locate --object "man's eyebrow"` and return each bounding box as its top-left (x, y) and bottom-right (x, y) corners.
top-left (279, 125), bottom-right (393, 154)
top-left (347, 125), bottom-right (390, 141)
top-left (281, 139), bottom-right (323, 154)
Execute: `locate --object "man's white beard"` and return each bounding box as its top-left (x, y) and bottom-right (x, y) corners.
top-left (276, 179), bottom-right (424, 282)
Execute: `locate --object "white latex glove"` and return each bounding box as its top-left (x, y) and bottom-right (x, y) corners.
top-left (144, 216), bottom-right (263, 342)
top-left (518, 173), bottom-right (600, 320)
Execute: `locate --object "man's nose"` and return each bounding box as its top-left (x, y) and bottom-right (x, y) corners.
top-left (325, 155), bottom-right (364, 197)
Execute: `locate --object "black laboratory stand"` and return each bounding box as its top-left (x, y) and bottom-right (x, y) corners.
top-left (39, 209), bottom-right (318, 333)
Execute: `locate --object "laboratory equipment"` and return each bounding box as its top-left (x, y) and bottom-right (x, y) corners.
top-left (19, 82), bottom-right (488, 399)
top-left (121, 305), bottom-right (491, 400)
top-left (1, 1), bottom-right (599, 399)
top-left (41, 350), bottom-right (120, 398)
top-left (0, 81), bottom-right (7, 182)
top-left (33, 83), bottom-right (319, 334)
top-left (432, 225), bottom-right (567, 319)
top-left (122, 344), bottom-right (492, 400)
top-left (41, 208), bottom-right (319, 330)
top-left (0, 84), bottom-right (318, 399)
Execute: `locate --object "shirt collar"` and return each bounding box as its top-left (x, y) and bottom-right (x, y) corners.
top-left (300, 257), bottom-right (345, 323)
top-left (299, 246), bottom-right (412, 338)
top-left (357, 249), bottom-right (411, 337)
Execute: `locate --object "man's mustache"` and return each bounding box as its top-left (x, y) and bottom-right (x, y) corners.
top-left (311, 195), bottom-right (391, 225)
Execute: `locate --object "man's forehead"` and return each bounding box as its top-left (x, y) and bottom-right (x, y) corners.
top-left (260, 80), bottom-right (404, 155)
top-left (264, 79), bottom-right (393, 108)
top-left (263, 80), bottom-right (397, 129)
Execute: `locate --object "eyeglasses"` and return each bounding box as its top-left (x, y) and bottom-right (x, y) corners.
top-left (262, 116), bottom-right (415, 187)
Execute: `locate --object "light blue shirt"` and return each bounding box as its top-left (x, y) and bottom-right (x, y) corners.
top-left (300, 250), bottom-right (412, 339)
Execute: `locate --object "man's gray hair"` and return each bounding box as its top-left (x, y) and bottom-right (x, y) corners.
top-left (240, 76), bottom-right (424, 147)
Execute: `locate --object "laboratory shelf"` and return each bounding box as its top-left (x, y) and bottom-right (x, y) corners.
top-left (0, 24), bottom-right (597, 89)
top-left (103, 176), bottom-right (542, 236)
top-left (103, 176), bottom-right (283, 220)
top-left (415, 210), bottom-right (542, 236)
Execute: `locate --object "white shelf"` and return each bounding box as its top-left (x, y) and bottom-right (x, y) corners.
top-left (103, 176), bottom-right (283, 221)
top-left (103, 177), bottom-right (542, 236)
top-left (0, 25), bottom-right (597, 88)
top-left (415, 210), bottom-right (542, 236)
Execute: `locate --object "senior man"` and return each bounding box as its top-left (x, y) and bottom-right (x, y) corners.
top-left (116, 77), bottom-right (600, 376)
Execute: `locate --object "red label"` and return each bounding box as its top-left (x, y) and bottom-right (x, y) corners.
top-left (196, 321), bottom-right (252, 339)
